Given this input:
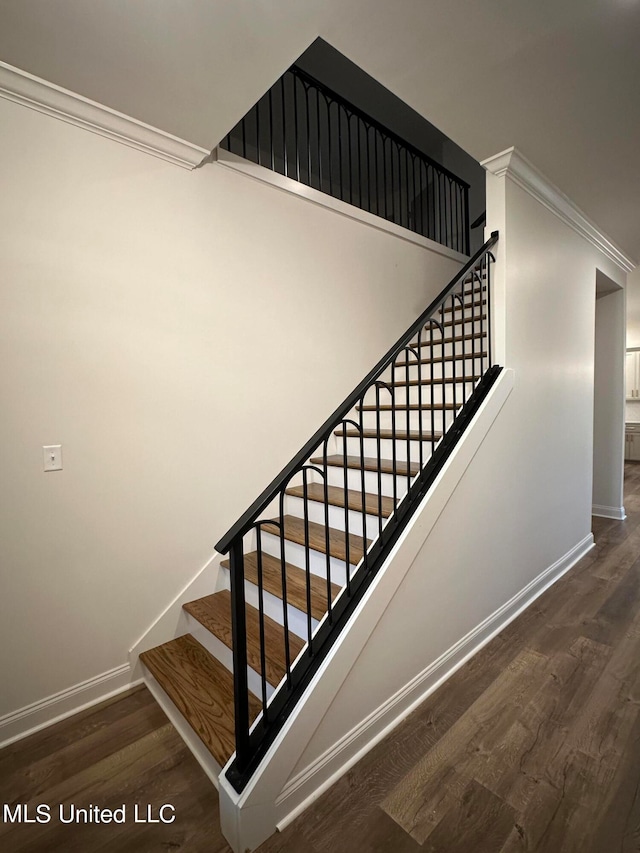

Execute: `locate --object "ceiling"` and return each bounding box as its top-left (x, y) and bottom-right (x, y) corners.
top-left (0, 0), bottom-right (637, 263)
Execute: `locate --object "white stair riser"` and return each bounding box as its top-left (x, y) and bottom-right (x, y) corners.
top-left (379, 357), bottom-right (488, 383)
top-left (180, 610), bottom-right (275, 701)
top-left (219, 564), bottom-right (318, 639)
top-left (322, 464), bottom-right (414, 498)
top-left (357, 409), bottom-right (455, 433)
top-left (362, 382), bottom-right (479, 406)
top-left (335, 434), bottom-right (438, 463)
top-left (260, 531), bottom-right (350, 587)
top-left (285, 493), bottom-right (386, 540)
top-left (411, 318), bottom-right (486, 343)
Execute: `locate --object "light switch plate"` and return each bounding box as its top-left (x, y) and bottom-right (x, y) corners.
top-left (43, 445), bottom-right (62, 472)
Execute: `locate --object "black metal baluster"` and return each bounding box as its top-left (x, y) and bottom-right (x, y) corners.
top-left (417, 330), bottom-right (424, 468)
top-left (277, 494), bottom-right (291, 686)
top-left (358, 120), bottom-right (363, 210)
top-left (322, 439), bottom-right (333, 623)
top-left (459, 291), bottom-right (466, 406)
top-left (305, 84), bottom-right (312, 188)
top-left (327, 95), bottom-right (333, 197)
top-left (340, 422), bottom-right (352, 593)
top-left (338, 104), bottom-right (344, 202)
top-left (302, 468), bottom-right (313, 653)
top-left (442, 296), bottom-right (457, 432)
top-left (348, 113), bottom-right (354, 205)
top-left (375, 385), bottom-right (383, 535)
top-left (281, 77), bottom-right (288, 178)
top-left (487, 251), bottom-right (493, 368)
top-left (464, 187), bottom-right (471, 255)
top-left (316, 87), bottom-right (323, 193)
top-left (255, 526), bottom-right (268, 718)
top-left (229, 538), bottom-right (250, 772)
top-left (388, 374), bottom-right (398, 510)
top-left (256, 94), bottom-right (261, 167)
top-left (358, 420), bottom-right (367, 569)
top-left (405, 349), bottom-right (413, 489)
top-left (429, 321), bottom-right (436, 450)
top-left (373, 130), bottom-right (379, 216)
top-left (293, 73), bottom-right (300, 182)
top-left (268, 88), bottom-right (275, 173)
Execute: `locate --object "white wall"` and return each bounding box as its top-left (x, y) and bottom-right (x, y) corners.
top-left (593, 286), bottom-right (625, 517)
top-left (276, 154), bottom-right (627, 791)
top-left (0, 96), bottom-right (462, 724)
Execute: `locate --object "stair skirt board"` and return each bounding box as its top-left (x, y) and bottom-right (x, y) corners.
top-left (273, 532), bottom-right (595, 833)
top-left (0, 663), bottom-right (139, 750)
top-left (128, 551), bottom-right (224, 667)
top-left (218, 368), bottom-right (516, 853)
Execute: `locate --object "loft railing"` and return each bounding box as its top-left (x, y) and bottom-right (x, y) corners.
top-left (216, 232), bottom-right (500, 793)
top-left (220, 65), bottom-right (471, 256)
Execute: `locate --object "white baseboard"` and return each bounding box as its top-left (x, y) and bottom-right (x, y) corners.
top-left (592, 504), bottom-right (626, 521)
top-left (276, 531), bottom-right (595, 829)
top-left (0, 663), bottom-right (141, 750)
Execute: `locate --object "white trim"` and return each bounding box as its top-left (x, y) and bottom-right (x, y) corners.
top-left (481, 147), bottom-right (636, 273)
top-left (592, 504), bottom-right (627, 521)
top-left (276, 531), bottom-right (594, 827)
top-left (0, 60), bottom-right (210, 169)
top-left (0, 663), bottom-right (140, 749)
top-left (128, 550), bottom-right (223, 666)
top-left (215, 148), bottom-right (469, 265)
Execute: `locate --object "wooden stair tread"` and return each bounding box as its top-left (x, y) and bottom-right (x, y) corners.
top-left (221, 551), bottom-right (340, 622)
top-left (184, 590), bottom-right (304, 687)
top-left (443, 298), bottom-right (486, 314)
top-left (262, 515), bottom-right (370, 566)
top-left (357, 402), bottom-right (457, 411)
top-left (337, 428), bottom-right (442, 441)
top-left (139, 633), bottom-right (260, 767)
top-left (409, 331), bottom-right (484, 347)
top-left (395, 351), bottom-right (487, 367)
top-left (287, 481), bottom-right (395, 518)
top-left (440, 314), bottom-right (487, 329)
top-left (389, 375), bottom-right (481, 387)
top-left (310, 454), bottom-right (420, 477)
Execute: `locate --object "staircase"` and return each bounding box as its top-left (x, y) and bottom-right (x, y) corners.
top-left (137, 234), bottom-right (500, 846)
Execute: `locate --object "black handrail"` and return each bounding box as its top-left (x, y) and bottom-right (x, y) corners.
top-left (221, 65), bottom-right (471, 255)
top-left (214, 231), bottom-right (498, 556)
top-left (220, 231), bottom-right (500, 792)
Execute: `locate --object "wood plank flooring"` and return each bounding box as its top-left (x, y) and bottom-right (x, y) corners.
top-left (4, 463), bottom-right (640, 852)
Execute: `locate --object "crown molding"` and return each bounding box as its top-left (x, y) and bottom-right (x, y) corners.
top-left (482, 147), bottom-right (635, 273)
top-left (0, 60), bottom-right (210, 170)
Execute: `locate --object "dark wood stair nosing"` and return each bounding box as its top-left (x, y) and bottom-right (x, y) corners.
top-left (262, 515), bottom-right (370, 566)
top-left (220, 550), bottom-right (341, 622)
top-left (286, 482), bottom-right (395, 519)
top-left (310, 454), bottom-right (420, 478)
top-left (183, 590), bottom-right (305, 688)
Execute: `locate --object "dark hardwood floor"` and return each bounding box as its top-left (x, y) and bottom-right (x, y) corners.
top-left (3, 464), bottom-right (640, 852)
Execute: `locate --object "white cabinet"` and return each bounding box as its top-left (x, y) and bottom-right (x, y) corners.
top-left (627, 351), bottom-right (640, 400)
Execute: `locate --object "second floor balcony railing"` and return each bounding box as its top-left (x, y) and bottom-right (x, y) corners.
top-left (221, 66), bottom-right (470, 256)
